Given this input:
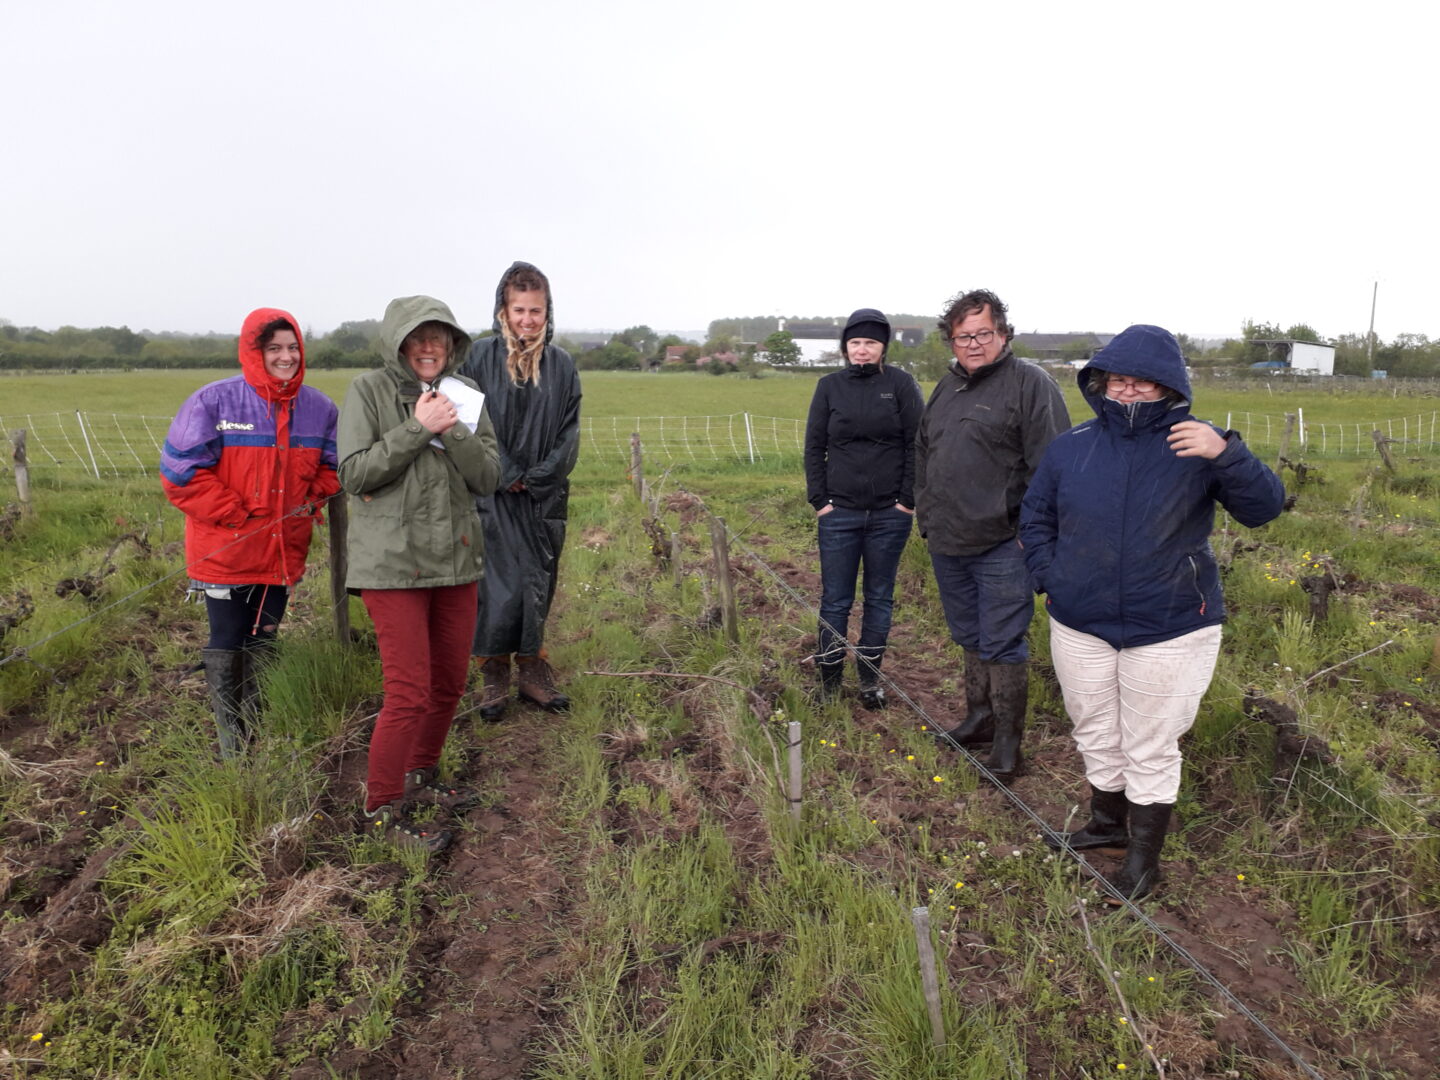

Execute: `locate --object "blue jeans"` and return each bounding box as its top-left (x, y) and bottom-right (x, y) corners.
top-left (930, 538), bottom-right (1033, 665)
top-left (816, 505), bottom-right (914, 666)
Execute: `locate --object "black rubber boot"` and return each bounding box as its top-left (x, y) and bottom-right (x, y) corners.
top-left (1105, 801), bottom-right (1173, 903)
top-left (984, 662), bottom-right (1028, 781)
top-left (202, 648), bottom-right (249, 760)
top-left (856, 648), bottom-right (886, 710)
top-left (238, 640), bottom-right (275, 731)
top-left (1045, 786), bottom-right (1129, 851)
top-left (940, 649), bottom-right (994, 745)
top-left (817, 660), bottom-right (845, 701)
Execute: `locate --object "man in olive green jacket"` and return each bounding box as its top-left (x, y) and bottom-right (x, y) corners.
top-left (337, 295), bottom-right (500, 850)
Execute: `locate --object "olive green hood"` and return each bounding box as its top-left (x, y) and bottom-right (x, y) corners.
top-left (378, 295), bottom-right (472, 386)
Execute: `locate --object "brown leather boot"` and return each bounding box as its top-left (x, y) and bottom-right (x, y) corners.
top-left (476, 655), bottom-right (512, 721)
top-left (516, 654), bottom-right (571, 712)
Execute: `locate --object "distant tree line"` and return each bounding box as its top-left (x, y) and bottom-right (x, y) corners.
top-left (4, 315), bottom-right (1439, 379)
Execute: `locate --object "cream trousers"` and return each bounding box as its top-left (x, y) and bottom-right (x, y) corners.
top-left (1048, 618), bottom-right (1222, 805)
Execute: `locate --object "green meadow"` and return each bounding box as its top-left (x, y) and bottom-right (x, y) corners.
top-left (1, 368), bottom-right (1438, 1077)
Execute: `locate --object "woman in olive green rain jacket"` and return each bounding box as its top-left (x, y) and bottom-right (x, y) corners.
top-left (337, 295), bottom-right (499, 851)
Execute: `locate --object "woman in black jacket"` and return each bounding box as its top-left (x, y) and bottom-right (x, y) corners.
top-left (803, 308), bottom-right (925, 707)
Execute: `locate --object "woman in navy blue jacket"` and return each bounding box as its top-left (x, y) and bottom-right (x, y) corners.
top-left (1020, 324), bottom-right (1284, 900)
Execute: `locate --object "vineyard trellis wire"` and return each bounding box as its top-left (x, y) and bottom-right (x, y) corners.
top-left (2, 409), bottom-right (1438, 477)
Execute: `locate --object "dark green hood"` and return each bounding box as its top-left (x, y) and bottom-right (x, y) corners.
top-left (379, 295), bottom-right (472, 385)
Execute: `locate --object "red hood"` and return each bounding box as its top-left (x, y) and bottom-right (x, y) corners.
top-left (238, 307), bottom-right (305, 402)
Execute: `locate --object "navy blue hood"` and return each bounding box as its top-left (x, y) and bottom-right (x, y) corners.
top-left (1078, 324), bottom-right (1191, 422)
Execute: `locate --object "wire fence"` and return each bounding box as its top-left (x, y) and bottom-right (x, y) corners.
top-left (2, 408), bottom-right (1438, 477)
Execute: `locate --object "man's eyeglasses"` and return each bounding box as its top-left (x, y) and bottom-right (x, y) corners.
top-left (948, 330), bottom-right (997, 348)
top-left (1105, 375), bottom-right (1157, 393)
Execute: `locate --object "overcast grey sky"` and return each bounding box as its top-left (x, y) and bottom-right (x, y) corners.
top-left (3, 1), bottom-right (1434, 341)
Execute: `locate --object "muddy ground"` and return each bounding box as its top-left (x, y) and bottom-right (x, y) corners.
top-left (3, 546), bottom-right (1438, 1078)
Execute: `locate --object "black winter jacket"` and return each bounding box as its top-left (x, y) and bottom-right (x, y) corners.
top-left (914, 350), bottom-right (1070, 556)
top-left (804, 363), bottom-right (925, 511)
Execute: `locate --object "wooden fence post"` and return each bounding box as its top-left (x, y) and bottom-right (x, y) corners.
top-left (12, 429), bottom-right (33, 517)
top-left (910, 907), bottom-right (946, 1047)
top-left (708, 514), bottom-right (739, 643)
top-left (630, 432), bottom-right (644, 498)
top-left (1275, 413), bottom-right (1295, 474)
top-left (1371, 429), bottom-right (1397, 473)
top-left (327, 493), bottom-right (351, 644)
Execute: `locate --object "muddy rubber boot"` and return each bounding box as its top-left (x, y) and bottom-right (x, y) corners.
top-left (517, 654), bottom-right (571, 712)
top-left (238, 640), bottom-right (275, 732)
top-left (816, 660), bottom-right (845, 701)
top-left (1045, 786), bottom-right (1129, 851)
top-left (1105, 801), bottom-right (1172, 903)
top-left (940, 649), bottom-right (995, 746)
top-left (984, 662), bottom-right (1028, 782)
top-left (856, 648), bottom-right (886, 710)
top-left (477, 655), bottom-right (513, 721)
top-left (202, 648), bottom-right (248, 760)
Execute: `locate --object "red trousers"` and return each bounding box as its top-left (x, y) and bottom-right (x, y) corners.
top-left (361, 583), bottom-right (478, 811)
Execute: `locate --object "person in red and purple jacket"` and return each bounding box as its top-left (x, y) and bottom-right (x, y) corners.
top-left (161, 308), bottom-right (340, 758)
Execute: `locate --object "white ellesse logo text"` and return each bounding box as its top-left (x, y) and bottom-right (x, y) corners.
top-left (216, 420), bottom-right (256, 431)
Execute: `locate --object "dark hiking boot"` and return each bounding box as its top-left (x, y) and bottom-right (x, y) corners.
top-left (202, 648), bottom-right (249, 760)
top-left (477, 655), bottom-right (513, 721)
top-left (405, 766), bottom-right (479, 812)
top-left (1104, 801), bottom-right (1173, 903)
top-left (816, 660), bottom-right (845, 701)
top-left (984, 662), bottom-right (1028, 782)
top-left (517, 655), bottom-right (571, 712)
top-left (1046, 786), bottom-right (1129, 852)
top-left (361, 801), bottom-right (452, 854)
top-left (856, 649), bottom-right (886, 710)
top-left (940, 649), bottom-right (995, 745)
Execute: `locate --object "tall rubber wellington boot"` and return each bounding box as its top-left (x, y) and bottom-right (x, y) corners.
top-left (1045, 786), bottom-right (1129, 851)
top-left (856, 647), bottom-right (886, 710)
top-left (1105, 801), bottom-right (1173, 903)
top-left (202, 648), bottom-right (249, 760)
top-left (940, 649), bottom-right (994, 745)
top-left (984, 662), bottom-right (1028, 781)
top-left (816, 660), bottom-right (845, 702)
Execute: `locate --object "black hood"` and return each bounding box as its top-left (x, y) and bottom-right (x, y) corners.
top-left (491, 261), bottom-right (555, 345)
top-left (841, 307), bottom-right (891, 366)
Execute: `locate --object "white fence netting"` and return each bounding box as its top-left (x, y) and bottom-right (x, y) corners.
top-left (0, 409), bottom-right (1436, 477)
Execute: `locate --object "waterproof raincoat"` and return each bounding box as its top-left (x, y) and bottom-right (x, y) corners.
top-left (336, 296), bottom-right (500, 590)
top-left (1020, 324), bottom-right (1285, 648)
top-left (161, 307), bottom-right (339, 585)
top-left (458, 262), bottom-right (582, 656)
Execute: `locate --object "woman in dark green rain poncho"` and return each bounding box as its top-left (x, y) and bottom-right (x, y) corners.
top-left (459, 262), bottom-right (582, 720)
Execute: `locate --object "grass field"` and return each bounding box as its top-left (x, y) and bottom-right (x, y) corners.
top-left (1, 371), bottom-right (1438, 1077)
top-left (4, 366), bottom-right (1439, 428)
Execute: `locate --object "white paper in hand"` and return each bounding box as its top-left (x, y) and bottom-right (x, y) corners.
top-left (428, 377), bottom-right (486, 449)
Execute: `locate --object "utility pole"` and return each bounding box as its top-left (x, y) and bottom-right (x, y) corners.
top-left (1366, 281), bottom-right (1378, 371)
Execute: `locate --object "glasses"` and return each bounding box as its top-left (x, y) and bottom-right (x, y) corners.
top-left (1106, 376), bottom-right (1157, 394)
top-left (948, 330), bottom-right (997, 348)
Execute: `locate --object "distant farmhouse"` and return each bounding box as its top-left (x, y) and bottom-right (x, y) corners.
top-left (1013, 332), bottom-right (1114, 362)
top-left (1249, 339), bottom-right (1337, 376)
